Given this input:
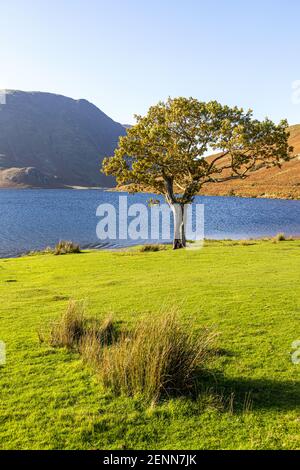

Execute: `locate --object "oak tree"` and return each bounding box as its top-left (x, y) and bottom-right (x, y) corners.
top-left (102, 98), bottom-right (292, 249)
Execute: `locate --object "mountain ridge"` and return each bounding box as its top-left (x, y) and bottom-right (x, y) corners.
top-left (0, 90), bottom-right (126, 188)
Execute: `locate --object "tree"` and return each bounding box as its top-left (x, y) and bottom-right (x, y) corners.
top-left (102, 98), bottom-right (292, 249)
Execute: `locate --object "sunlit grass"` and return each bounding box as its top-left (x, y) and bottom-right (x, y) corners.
top-left (0, 239), bottom-right (299, 449)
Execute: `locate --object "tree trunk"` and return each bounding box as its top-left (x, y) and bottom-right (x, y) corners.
top-left (171, 203), bottom-right (187, 249)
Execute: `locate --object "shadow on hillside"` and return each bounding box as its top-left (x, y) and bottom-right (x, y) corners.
top-left (198, 372), bottom-right (300, 412)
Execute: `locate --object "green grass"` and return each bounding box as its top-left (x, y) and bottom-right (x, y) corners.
top-left (0, 240), bottom-right (299, 450)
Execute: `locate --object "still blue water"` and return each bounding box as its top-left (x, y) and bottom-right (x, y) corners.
top-left (0, 189), bottom-right (299, 257)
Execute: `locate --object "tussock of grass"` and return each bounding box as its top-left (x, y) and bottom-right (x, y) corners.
top-left (272, 233), bottom-right (286, 243)
top-left (98, 311), bottom-right (216, 403)
top-left (27, 246), bottom-right (53, 256)
top-left (276, 232), bottom-right (286, 241)
top-left (43, 302), bottom-right (216, 403)
top-left (27, 241), bottom-right (81, 256)
top-left (54, 240), bottom-right (81, 255)
top-left (40, 301), bottom-right (117, 354)
top-left (79, 316), bottom-right (117, 367)
top-left (139, 244), bottom-right (167, 252)
top-left (46, 299), bottom-right (86, 349)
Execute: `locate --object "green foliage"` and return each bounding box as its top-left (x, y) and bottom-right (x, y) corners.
top-left (102, 97), bottom-right (292, 205)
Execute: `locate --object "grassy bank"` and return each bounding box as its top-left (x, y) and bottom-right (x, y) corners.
top-left (0, 240), bottom-right (299, 449)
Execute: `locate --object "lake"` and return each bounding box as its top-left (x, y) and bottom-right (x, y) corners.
top-left (0, 189), bottom-right (300, 258)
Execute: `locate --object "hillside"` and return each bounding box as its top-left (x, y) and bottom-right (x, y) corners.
top-left (0, 90), bottom-right (126, 188)
top-left (202, 124), bottom-right (300, 199)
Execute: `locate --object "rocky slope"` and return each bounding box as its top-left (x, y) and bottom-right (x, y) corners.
top-left (0, 90), bottom-right (126, 188)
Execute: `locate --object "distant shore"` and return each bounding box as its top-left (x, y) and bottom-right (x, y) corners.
top-left (0, 184), bottom-right (299, 200)
top-left (109, 185), bottom-right (300, 201)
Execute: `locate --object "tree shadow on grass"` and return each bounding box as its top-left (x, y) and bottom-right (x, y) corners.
top-left (197, 371), bottom-right (300, 413)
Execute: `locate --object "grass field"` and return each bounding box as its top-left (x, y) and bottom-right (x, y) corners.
top-left (0, 240), bottom-right (299, 450)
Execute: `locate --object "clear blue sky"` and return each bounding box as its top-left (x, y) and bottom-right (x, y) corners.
top-left (1, 0), bottom-right (300, 125)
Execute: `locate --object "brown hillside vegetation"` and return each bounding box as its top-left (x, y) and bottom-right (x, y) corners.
top-left (202, 124), bottom-right (300, 199)
top-left (115, 125), bottom-right (300, 200)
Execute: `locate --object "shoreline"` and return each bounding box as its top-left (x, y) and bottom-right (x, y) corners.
top-left (109, 186), bottom-right (300, 201)
top-left (0, 185), bottom-right (299, 201)
top-left (1, 236), bottom-right (300, 261)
